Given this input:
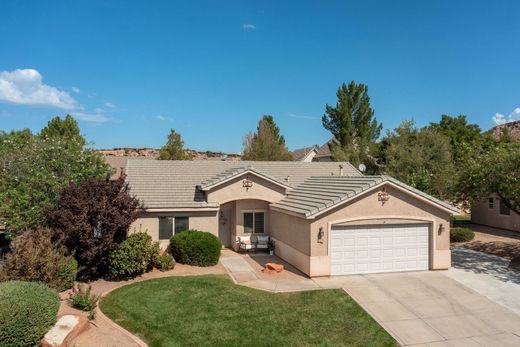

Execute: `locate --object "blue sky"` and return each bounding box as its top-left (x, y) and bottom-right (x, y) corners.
top-left (1, 1), bottom-right (519, 153)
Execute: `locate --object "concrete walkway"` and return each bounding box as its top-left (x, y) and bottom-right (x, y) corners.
top-left (325, 271), bottom-right (520, 346)
top-left (445, 248), bottom-right (520, 315)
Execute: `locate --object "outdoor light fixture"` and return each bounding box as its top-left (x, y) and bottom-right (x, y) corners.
top-left (317, 227), bottom-right (324, 243)
top-left (439, 224), bottom-right (445, 234)
top-left (243, 176), bottom-right (253, 191)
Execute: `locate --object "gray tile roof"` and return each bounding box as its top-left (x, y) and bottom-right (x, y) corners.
top-left (199, 166), bottom-right (292, 190)
top-left (270, 175), bottom-right (459, 218)
top-left (291, 146), bottom-right (318, 161)
top-left (125, 160), bottom-right (361, 209)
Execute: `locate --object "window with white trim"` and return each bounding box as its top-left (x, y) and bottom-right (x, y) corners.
top-left (243, 212), bottom-right (265, 233)
top-left (159, 216), bottom-right (190, 240)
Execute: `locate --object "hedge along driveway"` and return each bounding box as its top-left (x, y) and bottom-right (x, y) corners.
top-left (100, 275), bottom-right (395, 347)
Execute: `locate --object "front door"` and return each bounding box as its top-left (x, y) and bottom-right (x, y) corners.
top-left (218, 209), bottom-right (232, 247)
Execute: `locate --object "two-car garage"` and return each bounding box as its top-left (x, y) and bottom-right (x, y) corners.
top-left (329, 224), bottom-right (430, 276)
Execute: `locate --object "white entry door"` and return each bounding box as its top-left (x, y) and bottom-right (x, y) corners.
top-left (330, 224), bottom-right (430, 275)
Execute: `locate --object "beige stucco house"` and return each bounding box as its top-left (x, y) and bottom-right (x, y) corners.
top-left (471, 194), bottom-right (520, 231)
top-left (125, 159), bottom-right (458, 277)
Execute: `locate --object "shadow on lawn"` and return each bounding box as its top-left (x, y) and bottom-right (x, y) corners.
top-left (451, 248), bottom-right (520, 285)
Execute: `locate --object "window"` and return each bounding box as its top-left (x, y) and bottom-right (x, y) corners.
top-left (488, 197), bottom-right (494, 209)
top-left (175, 217), bottom-right (189, 233)
top-left (499, 199), bottom-right (510, 216)
top-left (243, 212), bottom-right (265, 233)
top-left (159, 217), bottom-right (173, 240)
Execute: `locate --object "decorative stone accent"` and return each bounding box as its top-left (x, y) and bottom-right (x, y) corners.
top-left (42, 315), bottom-right (89, 347)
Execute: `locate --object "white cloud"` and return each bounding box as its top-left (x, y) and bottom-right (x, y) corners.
top-left (156, 114), bottom-right (173, 121)
top-left (242, 23), bottom-right (256, 29)
top-left (72, 112), bottom-right (111, 123)
top-left (287, 113), bottom-right (320, 120)
top-left (71, 86), bottom-right (80, 93)
top-left (0, 69), bottom-right (77, 109)
top-left (104, 101), bottom-right (116, 108)
top-left (492, 107), bottom-right (520, 125)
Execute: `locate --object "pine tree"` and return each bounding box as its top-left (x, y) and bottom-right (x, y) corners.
top-left (158, 129), bottom-right (189, 160)
top-left (242, 115), bottom-right (292, 161)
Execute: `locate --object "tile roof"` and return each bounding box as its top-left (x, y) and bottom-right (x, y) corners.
top-left (291, 146), bottom-right (318, 161)
top-left (270, 175), bottom-right (459, 218)
top-left (125, 160), bottom-right (361, 209)
top-left (198, 166), bottom-right (292, 190)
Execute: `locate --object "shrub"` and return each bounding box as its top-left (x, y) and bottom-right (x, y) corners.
top-left (108, 232), bottom-right (159, 278)
top-left (0, 281), bottom-right (59, 347)
top-left (170, 230), bottom-right (221, 266)
top-left (68, 284), bottom-right (99, 319)
top-left (450, 227), bottom-right (475, 243)
top-left (0, 229), bottom-right (77, 291)
top-left (154, 253), bottom-right (175, 271)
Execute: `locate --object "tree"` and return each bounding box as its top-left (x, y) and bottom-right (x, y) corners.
top-left (427, 114), bottom-right (482, 163)
top-left (322, 81), bottom-right (382, 171)
top-left (39, 115), bottom-right (85, 146)
top-left (46, 177), bottom-right (141, 277)
top-left (380, 120), bottom-right (456, 199)
top-left (158, 129), bottom-right (190, 160)
top-left (242, 115), bottom-right (292, 161)
top-left (0, 122), bottom-right (110, 232)
top-left (458, 141), bottom-right (520, 215)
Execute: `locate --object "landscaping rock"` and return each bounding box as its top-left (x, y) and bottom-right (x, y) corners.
top-left (262, 262), bottom-right (284, 273)
top-left (42, 314), bottom-right (89, 347)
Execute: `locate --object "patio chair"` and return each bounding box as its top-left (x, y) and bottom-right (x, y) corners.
top-left (254, 235), bottom-right (270, 252)
top-left (238, 236), bottom-right (253, 253)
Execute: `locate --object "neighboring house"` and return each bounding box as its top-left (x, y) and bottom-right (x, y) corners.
top-left (292, 139), bottom-right (336, 162)
top-left (125, 159), bottom-right (457, 277)
top-left (103, 155), bottom-right (156, 180)
top-left (471, 194), bottom-right (520, 231)
top-left (291, 146), bottom-right (318, 162)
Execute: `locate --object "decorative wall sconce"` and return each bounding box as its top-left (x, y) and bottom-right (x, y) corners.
top-left (243, 176), bottom-right (253, 191)
top-left (439, 224), bottom-right (445, 235)
top-left (378, 188), bottom-right (390, 205)
top-left (317, 227), bottom-right (324, 243)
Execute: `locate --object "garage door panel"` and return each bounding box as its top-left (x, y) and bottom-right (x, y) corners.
top-left (330, 224), bottom-right (430, 275)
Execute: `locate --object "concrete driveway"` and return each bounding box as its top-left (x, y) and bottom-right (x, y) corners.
top-left (317, 272), bottom-right (520, 346)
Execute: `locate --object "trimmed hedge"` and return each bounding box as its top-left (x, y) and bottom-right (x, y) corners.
top-left (108, 232), bottom-right (160, 279)
top-left (450, 227), bottom-right (475, 243)
top-left (0, 281), bottom-right (59, 347)
top-left (170, 230), bottom-right (221, 266)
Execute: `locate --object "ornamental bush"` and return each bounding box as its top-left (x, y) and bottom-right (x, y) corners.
top-left (0, 281), bottom-right (59, 347)
top-left (108, 232), bottom-right (160, 278)
top-left (169, 230), bottom-right (221, 266)
top-left (450, 227), bottom-right (475, 243)
top-left (154, 253), bottom-right (175, 271)
top-left (0, 229), bottom-right (77, 292)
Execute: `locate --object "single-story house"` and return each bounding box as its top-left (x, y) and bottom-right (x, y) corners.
top-left (292, 138), bottom-right (337, 162)
top-left (471, 194), bottom-right (519, 231)
top-left (126, 159), bottom-right (458, 277)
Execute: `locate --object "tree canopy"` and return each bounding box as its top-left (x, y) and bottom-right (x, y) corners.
top-left (322, 81), bottom-right (382, 171)
top-left (39, 114), bottom-right (85, 146)
top-left (0, 117), bottom-right (110, 232)
top-left (158, 129), bottom-right (190, 160)
top-left (379, 120), bottom-right (455, 199)
top-left (242, 115), bottom-right (292, 161)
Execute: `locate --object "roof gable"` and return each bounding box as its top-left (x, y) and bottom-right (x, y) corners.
top-left (198, 166), bottom-right (292, 191)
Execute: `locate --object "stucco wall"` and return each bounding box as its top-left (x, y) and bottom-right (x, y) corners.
top-left (206, 173), bottom-right (286, 204)
top-left (472, 195), bottom-right (520, 232)
top-left (129, 210), bottom-right (218, 249)
top-left (269, 210), bottom-right (311, 255)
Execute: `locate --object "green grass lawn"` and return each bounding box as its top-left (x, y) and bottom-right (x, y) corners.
top-left (100, 275), bottom-right (395, 347)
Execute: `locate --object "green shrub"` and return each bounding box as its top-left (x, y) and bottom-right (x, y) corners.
top-left (68, 284), bottom-right (99, 319)
top-left (450, 227), bottom-right (475, 243)
top-left (0, 229), bottom-right (77, 292)
top-left (169, 230), bottom-right (221, 266)
top-left (154, 253), bottom-right (175, 271)
top-left (0, 281), bottom-right (59, 347)
top-left (108, 232), bottom-right (159, 278)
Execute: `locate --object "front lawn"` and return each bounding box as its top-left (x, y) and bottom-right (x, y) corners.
top-left (101, 275), bottom-right (395, 347)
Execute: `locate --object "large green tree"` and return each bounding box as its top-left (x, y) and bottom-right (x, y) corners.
top-left (427, 114), bottom-right (482, 163)
top-left (242, 115), bottom-right (292, 161)
top-left (40, 114), bottom-right (86, 146)
top-left (458, 141), bottom-right (520, 215)
top-left (0, 117), bottom-right (110, 232)
top-left (158, 129), bottom-right (190, 160)
top-left (322, 81), bottom-right (382, 171)
top-left (380, 120), bottom-right (456, 199)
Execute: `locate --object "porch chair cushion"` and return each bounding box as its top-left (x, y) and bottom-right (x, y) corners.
top-left (238, 236), bottom-right (253, 250)
top-left (256, 235), bottom-right (269, 249)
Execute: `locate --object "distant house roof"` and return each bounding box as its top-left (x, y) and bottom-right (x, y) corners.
top-left (291, 146), bottom-right (318, 161)
top-left (270, 176), bottom-right (459, 218)
top-left (103, 156), bottom-right (155, 180)
top-left (125, 160), bottom-right (361, 209)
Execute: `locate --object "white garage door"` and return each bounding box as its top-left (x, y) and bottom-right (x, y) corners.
top-left (330, 224), bottom-right (430, 275)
